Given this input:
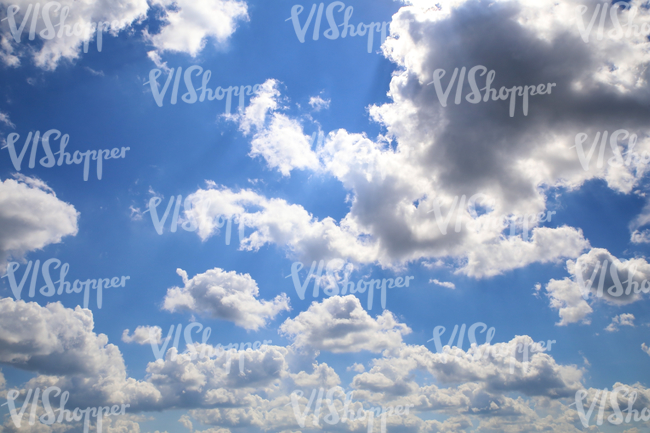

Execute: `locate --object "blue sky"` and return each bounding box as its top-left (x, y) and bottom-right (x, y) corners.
top-left (1, 0), bottom-right (650, 432)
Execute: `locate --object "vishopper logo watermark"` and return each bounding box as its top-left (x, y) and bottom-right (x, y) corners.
top-left (286, 1), bottom-right (389, 53)
top-left (145, 66), bottom-right (262, 114)
top-left (287, 258), bottom-right (415, 310)
top-left (144, 194), bottom-right (247, 244)
top-left (1, 129), bottom-right (129, 181)
top-left (576, 2), bottom-right (650, 43)
top-left (428, 65), bottom-right (556, 117)
top-left (572, 130), bottom-right (649, 171)
top-left (289, 386), bottom-right (414, 432)
top-left (144, 322), bottom-right (272, 374)
top-left (572, 386), bottom-right (650, 427)
top-left (1, 386), bottom-right (129, 433)
top-left (2, 2), bottom-right (120, 52)
top-left (428, 323), bottom-right (556, 374)
top-left (427, 193), bottom-right (555, 239)
top-left (575, 257), bottom-right (650, 300)
top-left (2, 258), bottom-right (129, 309)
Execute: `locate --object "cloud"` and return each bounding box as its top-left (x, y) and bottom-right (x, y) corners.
top-left (0, 175), bottom-right (78, 272)
top-left (216, 0), bottom-right (650, 281)
top-left (0, 298), bottom-right (161, 412)
top-left (146, 0), bottom-right (248, 57)
top-left (122, 326), bottom-right (163, 345)
top-left (355, 336), bottom-right (582, 399)
top-left (182, 181), bottom-right (588, 279)
top-left (605, 313), bottom-right (635, 332)
top-left (630, 200), bottom-right (650, 230)
top-left (217, 0), bottom-right (616, 275)
top-left (429, 279), bottom-right (455, 289)
top-left (0, 298), bottom-right (126, 376)
top-left (0, 0), bottom-right (149, 70)
top-left (162, 267), bottom-right (290, 331)
top-left (279, 295), bottom-right (412, 353)
top-left (235, 80), bottom-right (320, 176)
top-left (630, 200), bottom-right (650, 243)
top-left (544, 276), bottom-right (594, 326)
top-left (144, 345), bottom-right (291, 408)
top-left (544, 248), bottom-right (650, 325)
top-left (0, 298), bottom-right (609, 432)
top-left (182, 186), bottom-right (374, 264)
top-left (84, 66), bottom-right (104, 76)
top-left (631, 229), bottom-right (650, 244)
top-left (0, 112), bottom-right (15, 128)
top-left (347, 363), bottom-right (365, 373)
top-left (0, 0), bottom-right (249, 70)
top-left (642, 343), bottom-right (650, 357)
top-left (308, 95), bottom-right (330, 111)
top-left (0, 36), bottom-right (19, 67)
top-left (129, 205), bottom-right (144, 221)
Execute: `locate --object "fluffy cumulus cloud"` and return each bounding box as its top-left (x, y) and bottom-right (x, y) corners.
top-left (544, 248), bottom-right (650, 325)
top-left (162, 267), bottom-right (290, 330)
top-left (212, 0), bottom-right (650, 281)
top-left (7, 0), bottom-right (650, 431)
top-left (279, 295), bottom-right (412, 353)
top-left (0, 175), bottom-right (78, 272)
top-left (182, 179), bottom-right (588, 276)
top-left (0, 297), bottom-right (641, 433)
top-left (235, 80), bottom-right (320, 176)
top-left (207, 0), bottom-right (650, 278)
top-left (605, 313), bottom-right (635, 332)
top-left (0, 298), bottom-right (161, 411)
top-left (0, 0), bottom-right (149, 70)
top-left (0, 0), bottom-right (248, 70)
top-left (182, 185), bottom-right (373, 264)
top-left (122, 326), bottom-right (163, 345)
top-left (353, 336), bottom-right (582, 400)
top-left (146, 0), bottom-right (248, 57)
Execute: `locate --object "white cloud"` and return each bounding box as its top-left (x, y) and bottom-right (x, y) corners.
top-left (279, 295), bottom-right (412, 353)
top-left (630, 201), bottom-right (650, 243)
top-left (0, 298), bottom-right (115, 374)
top-left (429, 279), bottom-right (455, 289)
top-left (355, 336), bottom-right (582, 399)
top-left (347, 362), bottom-right (365, 373)
top-left (0, 112), bottom-right (15, 128)
top-left (84, 66), bottom-right (104, 76)
top-left (631, 229), bottom-right (650, 244)
top-left (147, 0), bottom-right (248, 57)
top-left (235, 80), bottom-right (320, 176)
top-left (0, 0), bottom-right (149, 70)
top-left (162, 267), bottom-right (290, 331)
top-left (213, 0), bottom-right (650, 280)
top-left (122, 326), bottom-right (163, 345)
top-left (129, 205), bottom-right (144, 221)
top-left (146, 50), bottom-right (170, 72)
top-left (0, 296), bottom-right (613, 433)
top-left (544, 277), bottom-right (594, 327)
top-left (0, 298), bottom-right (161, 410)
top-left (0, 35), bottom-right (19, 67)
top-left (642, 343), bottom-right (650, 357)
top-left (0, 175), bottom-right (78, 272)
top-left (308, 95), bottom-right (330, 111)
top-left (183, 186), bottom-right (376, 264)
top-left (605, 313), bottom-right (635, 332)
top-left (0, 0), bottom-right (248, 70)
top-left (544, 248), bottom-right (650, 325)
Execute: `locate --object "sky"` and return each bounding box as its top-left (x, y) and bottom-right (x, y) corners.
top-left (1, 0), bottom-right (650, 432)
